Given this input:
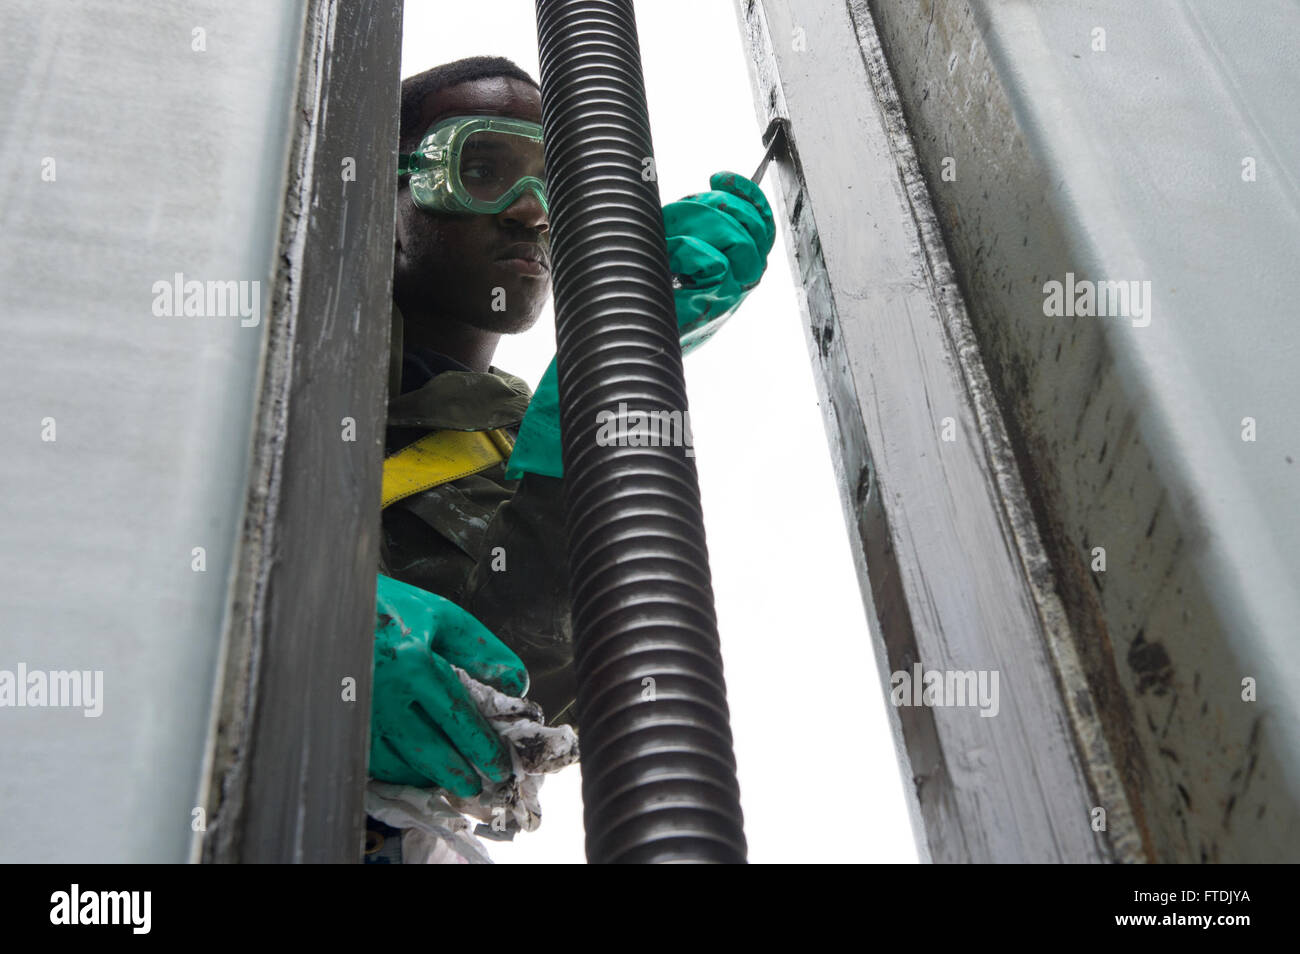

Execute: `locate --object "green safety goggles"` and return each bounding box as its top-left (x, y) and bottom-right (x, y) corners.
top-left (398, 115), bottom-right (548, 216)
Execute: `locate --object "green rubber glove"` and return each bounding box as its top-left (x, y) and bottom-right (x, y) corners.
top-left (369, 573), bottom-right (529, 798)
top-left (667, 170), bottom-right (776, 353)
top-left (505, 171), bottom-right (775, 480)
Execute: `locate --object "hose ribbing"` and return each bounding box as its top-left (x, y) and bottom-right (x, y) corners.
top-left (535, 0), bottom-right (747, 864)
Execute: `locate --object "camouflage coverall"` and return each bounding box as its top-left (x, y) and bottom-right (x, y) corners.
top-left (378, 305), bottom-right (577, 727)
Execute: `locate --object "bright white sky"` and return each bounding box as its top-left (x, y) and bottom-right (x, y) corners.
top-left (401, 0), bottom-right (917, 864)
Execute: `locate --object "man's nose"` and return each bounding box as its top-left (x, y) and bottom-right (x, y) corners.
top-left (499, 191), bottom-right (549, 234)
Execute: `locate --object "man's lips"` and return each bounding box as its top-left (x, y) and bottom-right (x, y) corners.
top-left (495, 242), bottom-right (550, 277)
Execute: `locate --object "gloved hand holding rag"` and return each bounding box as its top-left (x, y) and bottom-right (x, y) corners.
top-left (367, 574), bottom-right (579, 863)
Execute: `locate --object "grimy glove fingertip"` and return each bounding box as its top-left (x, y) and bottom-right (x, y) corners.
top-left (709, 170), bottom-right (770, 208)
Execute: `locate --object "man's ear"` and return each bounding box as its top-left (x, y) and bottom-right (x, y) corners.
top-left (393, 182), bottom-right (409, 253)
top-left (393, 212), bottom-right (407, 269)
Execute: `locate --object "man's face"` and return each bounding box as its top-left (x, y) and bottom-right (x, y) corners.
top-left (394, 77), bottom-right (550, 335)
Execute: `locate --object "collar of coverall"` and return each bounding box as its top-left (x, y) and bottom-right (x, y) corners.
top-left (386, 303), bottom-right (533, 430)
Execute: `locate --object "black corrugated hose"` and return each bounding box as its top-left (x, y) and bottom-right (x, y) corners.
top-left (534, 0), bottom-right (748, 863)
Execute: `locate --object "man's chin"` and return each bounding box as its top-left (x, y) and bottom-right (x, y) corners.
top-left (466, 310), bottom-right (545, 336)
top-left (468, 278), bottom-right (549, 335)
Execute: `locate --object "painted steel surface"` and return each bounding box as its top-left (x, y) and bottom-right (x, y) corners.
top-left (737, 0), bottom-right (1137, 862)
top-left (863, 0), bottom-right (1300, 862)
top-left (0, 0), bottom-right (307, 862)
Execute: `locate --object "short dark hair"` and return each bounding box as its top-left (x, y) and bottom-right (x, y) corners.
top-left (399, 56), bottom-right (540, 153)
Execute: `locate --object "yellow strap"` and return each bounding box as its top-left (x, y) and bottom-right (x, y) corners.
top-left (381, 428), bottom-right (515, 509)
